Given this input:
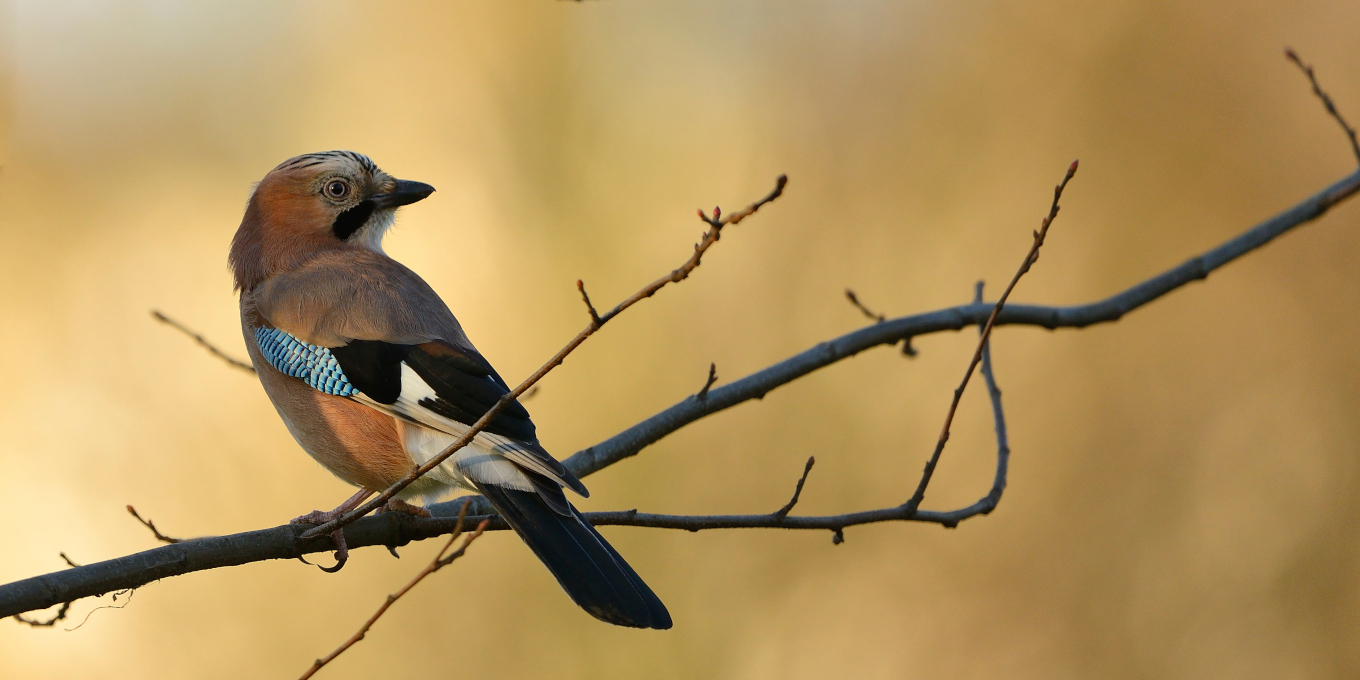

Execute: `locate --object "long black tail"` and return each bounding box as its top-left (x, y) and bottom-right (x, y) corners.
top-left (477, 483), bottom-right (672, 629)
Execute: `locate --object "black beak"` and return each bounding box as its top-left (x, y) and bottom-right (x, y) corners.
top-left (371, 179), bottom-right (435, 209)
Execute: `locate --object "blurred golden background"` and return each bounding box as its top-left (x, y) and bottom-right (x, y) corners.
top-left (1, 1), bottom-right (1358, 678)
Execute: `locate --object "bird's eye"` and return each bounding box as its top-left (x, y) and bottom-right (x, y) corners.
top-left (325, 180), bottom-right (351, 199)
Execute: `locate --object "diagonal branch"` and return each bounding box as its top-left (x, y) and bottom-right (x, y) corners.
top-left (300, 175), bottom-right (788, 543)
top-left (904, 160), bottom-right (1075, 514)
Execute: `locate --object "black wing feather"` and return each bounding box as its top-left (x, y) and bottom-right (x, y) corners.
top-left (329, 340), bottom-right (410, 404)
top-left (333, 338), bottom-right (587, 497)
top-left (405, 342), bottom-right (537, 441)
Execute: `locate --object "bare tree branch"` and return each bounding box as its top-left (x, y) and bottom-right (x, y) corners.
top-left (6, 62), bottom-right (1360, 624)
top-left (150, 310), bottom-right (255, 373)
top-left (299, 503), bottom-right (488, 680)
top-left (300, 175), bottom-right (789, 543)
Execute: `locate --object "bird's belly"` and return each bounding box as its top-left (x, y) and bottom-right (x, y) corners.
top-left (245, 326), bottom-right (419, 493)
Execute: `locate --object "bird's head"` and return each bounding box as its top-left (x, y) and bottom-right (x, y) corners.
top-left (230, 150), bottom-right (435, 291)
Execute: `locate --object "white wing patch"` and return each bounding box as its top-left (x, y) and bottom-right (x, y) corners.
top-left (354, 363), bottom-right (570, 493)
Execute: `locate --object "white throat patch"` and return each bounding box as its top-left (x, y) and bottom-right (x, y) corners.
top-left (351, 208), bottom-right (396, 254)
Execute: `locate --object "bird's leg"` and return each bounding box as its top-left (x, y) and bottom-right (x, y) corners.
top-left (291, 489), bottom-right (374, 572)
top-left (376, 498), bottom-right (432, 518)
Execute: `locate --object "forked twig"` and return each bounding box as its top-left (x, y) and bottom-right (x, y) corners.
top-left (905, 160), bottom-right (1078, 513)
top-left (697, 363), bottom-right (719, 400)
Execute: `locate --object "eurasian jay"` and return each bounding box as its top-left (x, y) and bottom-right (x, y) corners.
top-left (229, 150), bottom-right (671, 629)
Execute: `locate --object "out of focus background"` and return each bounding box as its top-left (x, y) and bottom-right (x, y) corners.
top-left (1, 1), bottom-right (1358, 678)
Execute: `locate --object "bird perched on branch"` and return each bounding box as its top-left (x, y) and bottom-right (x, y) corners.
top-left (229, 150), bottom-right (671, 629)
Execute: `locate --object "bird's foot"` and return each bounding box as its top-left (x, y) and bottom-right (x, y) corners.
top-left (290, 489), bottom-right (374, 573)
top-left (376, 498), bottom-right (432, 518)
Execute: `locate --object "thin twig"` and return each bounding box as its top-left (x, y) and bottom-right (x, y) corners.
top-left (697, 363), bottom-right (718, 400)
top-left (576, 280), bottom-right (602, 326)
top-left (126, 505), bottom-right (183, 544)
top-left (59, 553), bottom-right (80, 568)
top-left (844, 289), bottom-right (886, 323)
top-left (846, 288), bottom-right (916, 356)
top-left (301, 175), bottom-right (788, 542)
top-left (974, 281), bottom-right (1011, 518)
top-left (151, 310), bottom-right (255, 373)
top-left (904, 160), bottom-right (1077, 514)
top-left (1286, 48), bottom-right (1360, 165)
top-left (773, 457), bottom-right (816, 520)
top-left (299, 507), bottom-right (488, 680)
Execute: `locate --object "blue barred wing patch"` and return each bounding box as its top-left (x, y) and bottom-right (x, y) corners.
top-left (254, 327), bottom-right (357, 397)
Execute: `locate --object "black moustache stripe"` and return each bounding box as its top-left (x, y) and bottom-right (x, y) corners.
top-left (332, 200), bottom-right (376, 240)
